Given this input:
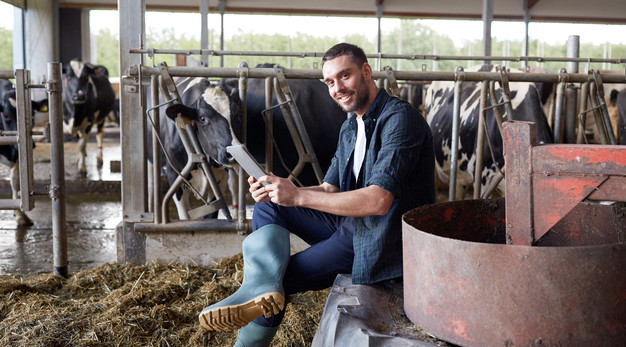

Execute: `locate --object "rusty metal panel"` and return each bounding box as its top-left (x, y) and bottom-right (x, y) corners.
top-left (532, 175), bottom-right (607, 240)
top-left (503, 121), bottom-right (536, 245)
top-left (403, 199), bottom-right (626, 347)
top-left (532, 144), bottom-right (626, 175)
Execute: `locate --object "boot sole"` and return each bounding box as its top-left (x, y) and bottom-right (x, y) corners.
top-left (198, 292), bottom-right (285, 331)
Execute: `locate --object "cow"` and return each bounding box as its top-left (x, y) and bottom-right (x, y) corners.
top-left (163, 64), bottom-right (347, 218)
top-left (606, 83), bottom-right (626, 144)
top-left (0, 79), bottom-right (48, 226)
top-left (62, 60), bottom-right (116, 176)
top-left (217, 63), bottom-right (347, 187)
top-left (148, 77), bottom-right (242, 220)
top-left (617, 88), bottom-right (626, 145)
top-left (425, 65), bottom-right (553, 199)
top-left (399, 82), bottom-right (424, 113)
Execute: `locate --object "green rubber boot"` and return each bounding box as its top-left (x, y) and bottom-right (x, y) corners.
top-left (233, 321), bottom-right (279, 347)
top-left (199, 224), bottom-right (290, 331)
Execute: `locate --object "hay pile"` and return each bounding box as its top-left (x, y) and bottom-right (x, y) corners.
top-left (0, 255), bottom-right (329, 346)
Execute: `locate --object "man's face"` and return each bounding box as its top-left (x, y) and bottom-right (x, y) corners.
top-left (322, 55), bottom-right (370, 116)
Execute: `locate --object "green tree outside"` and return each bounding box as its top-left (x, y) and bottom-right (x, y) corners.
top-left (0, 27), bottom-right (12, 70)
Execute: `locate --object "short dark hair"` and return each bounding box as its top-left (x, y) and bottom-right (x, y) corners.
top-left (321, 43), bottom-right (368, 67)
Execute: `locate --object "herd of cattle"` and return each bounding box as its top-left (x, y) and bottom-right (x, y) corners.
top-left (1, 61), bottom-right (626, 223)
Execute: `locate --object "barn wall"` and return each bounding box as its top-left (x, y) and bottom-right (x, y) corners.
top-left (59, 8), bottom-right (82, 64)
top-left (24, 0), bottom-right (58, 89)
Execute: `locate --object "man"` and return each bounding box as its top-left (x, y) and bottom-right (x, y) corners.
top-left (199, 42), bottom-right (435, 346)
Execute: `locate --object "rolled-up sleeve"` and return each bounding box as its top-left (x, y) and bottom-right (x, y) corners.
top-left (366, 103), bottom-right (423, 198)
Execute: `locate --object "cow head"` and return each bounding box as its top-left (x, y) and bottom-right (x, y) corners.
top-left (165, 85), bottom-right (242, 167)
top-left (1, 88), bottom-right (48, 163)
top-left (62, 60), bottom-right (101, 137)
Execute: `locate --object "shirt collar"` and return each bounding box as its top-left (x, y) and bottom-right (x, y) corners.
top-left (348, 87), bottom-right (388, 123)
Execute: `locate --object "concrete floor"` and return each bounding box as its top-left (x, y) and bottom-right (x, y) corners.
top-left (0, 127), bottom-right (308, 275)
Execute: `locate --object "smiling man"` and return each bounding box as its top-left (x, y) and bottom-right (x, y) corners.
top-left (198, 42), bottom-right (436, 346)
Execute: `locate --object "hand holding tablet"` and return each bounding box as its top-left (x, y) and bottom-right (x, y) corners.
top-left (226, 144), bottom-right (269, 186)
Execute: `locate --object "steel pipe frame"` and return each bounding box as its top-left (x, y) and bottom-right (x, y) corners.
top-left (448, 67), bottom-right (465, 201)
top-left (131, 48), bottom-right (626, 65)
top-left (47, 63), bottom-right (68, 278)
top-left (131, 65), bottom-right (626, 85)
top-left (126, 65), bottom-right (626, 209)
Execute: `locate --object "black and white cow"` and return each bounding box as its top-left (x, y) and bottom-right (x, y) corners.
top-left (218, 64), bottom-right (347, 187)
top-left (425, 65), bottom-right (553, 199)
top-left (0, 79), bottom-right (48, 225)
top-left (163, 64), bottom-right (346, 217)
top-left (62, 60), bottom-right (116, 175)
top-left (149, 77), bottom-right (243, 220)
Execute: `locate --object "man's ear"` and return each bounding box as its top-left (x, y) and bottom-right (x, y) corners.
top-left (362, 62), bottom-right (373, 79)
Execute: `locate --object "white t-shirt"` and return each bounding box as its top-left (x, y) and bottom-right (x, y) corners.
top-left (353, 116), bottom-right (366, 179)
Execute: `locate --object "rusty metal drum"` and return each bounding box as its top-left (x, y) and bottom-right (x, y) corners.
top-left (402, 198), bottom-right (626, 347)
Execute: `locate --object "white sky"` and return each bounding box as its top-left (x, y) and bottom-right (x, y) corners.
top-left (1, 3), bottom-right (625, 48)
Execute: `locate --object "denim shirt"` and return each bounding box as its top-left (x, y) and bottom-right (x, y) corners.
top-left (324, 88), bottom-right (435, 284)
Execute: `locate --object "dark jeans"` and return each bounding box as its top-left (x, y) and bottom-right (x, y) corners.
top-left (251, 201), bottom-right (355, 327)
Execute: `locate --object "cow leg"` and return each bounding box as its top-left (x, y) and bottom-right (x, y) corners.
top-left (96, 123), bottom-right (105, 168)
top-left (77, 131), bottom-right (88, 176)
top-left (9, 165), bottom-right (33, 226)
top-left (173, 187), bottom-right (191, 220)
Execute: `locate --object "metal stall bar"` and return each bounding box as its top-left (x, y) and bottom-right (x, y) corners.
top-left (14, 70), bottom-right (35, 212)
top-left (565, 35), bottom-right (580, 143)
top-left (237, 63), bottom-right (249, 232)
top-left (576, 80), bottom-right (590, 144)
top-left (273, 67), bottom-right (324, 184)
top-left (449, 67), bottom-right (465, 201)
top-left (588, 81), bottom-right (611, 144)
top-left (46, 62), bottom-right (68, 278)
top-left (130, 48), bottom-right (626, 66)
top-left (150, 74), bottom-right (162, 223)
top-left (473, 81), bottom-right (489, 199)
top-left (592, 70), bottom-right (617, 145)
top-left (552, 69), bottom-right (568, 143)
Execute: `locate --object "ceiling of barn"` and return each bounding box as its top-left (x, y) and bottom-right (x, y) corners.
top-left (50, 0), bottom-right (626, 24)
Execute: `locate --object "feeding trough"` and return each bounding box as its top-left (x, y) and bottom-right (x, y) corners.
top-left (402, 122), bottom-right (626, 346)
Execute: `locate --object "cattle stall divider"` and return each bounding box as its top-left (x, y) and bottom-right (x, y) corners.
top-left (116, 52), bottom-right (626, 265)
top-left (125, 65), bottom-right (626, 227)
top-left (0, 64), bottom-right (67, 277)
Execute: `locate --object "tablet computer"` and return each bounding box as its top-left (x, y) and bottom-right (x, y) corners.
top-left (226, 144), bottom-right (269, 185)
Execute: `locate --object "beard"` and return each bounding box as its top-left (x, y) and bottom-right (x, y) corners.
top-left (335, 74), bottom-right (370, 114)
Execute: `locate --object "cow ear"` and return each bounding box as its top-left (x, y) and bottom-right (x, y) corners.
top-left (165, 103), bottom-right (197, 121)
top-left (33, 99), bottom-right (49, 113)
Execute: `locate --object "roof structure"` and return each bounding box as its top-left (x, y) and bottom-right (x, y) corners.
top-left (42, 0), bottom-right (626, 25)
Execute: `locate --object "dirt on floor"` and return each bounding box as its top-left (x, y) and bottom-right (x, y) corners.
top-left (0, 254), bottom-right (329, 347)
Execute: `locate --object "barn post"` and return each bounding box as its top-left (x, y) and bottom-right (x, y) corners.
top-left (199, 0), bottom-right (209, 66)
top-left (482, 0), bottom-right (493, 64)
top-left (376, 0), bottom-right (383, 71)
top-left (565, 35), bottom-right (579, 143)
top-left (522, 0), bottom-right (530, 69)
top-left (46, 62), bottom-right (68, 278)
top-left (118, 0), bottom-right (149, 265)
top-left (219, 0), bottom-right (226, 67)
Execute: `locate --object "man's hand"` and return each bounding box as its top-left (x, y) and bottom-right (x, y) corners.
top-left (248, 173), bottom-right (299, 205)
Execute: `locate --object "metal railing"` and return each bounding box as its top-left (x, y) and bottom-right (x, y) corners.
top-left (122, 62), bottom-right (626, 233)
top-left (0, 64), bottom-right (67, 277)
